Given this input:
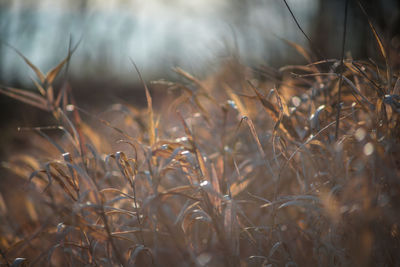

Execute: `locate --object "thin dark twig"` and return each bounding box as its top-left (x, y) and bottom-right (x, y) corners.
top-left (335, 0), bottom-right (349, 140)
top-left (282, 0), bottom-right (324, 60)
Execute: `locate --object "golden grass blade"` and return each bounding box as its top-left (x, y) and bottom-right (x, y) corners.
top-left (46, 38), bottom-right (80, 86)
top-left (63, 162), bottom-right (100, 202)
top-left (393, 77), bottom-right (400, 95)
top-left (46, 164), bottom-right (78, 201)
top-left (306, 59), bottom-right (339, 66)
top-left (174, 67), bottom-right (204, 90)
top-left (161, 185), bottom-right (193, 196)
top-left (341, 75), bottom-right (374, 108)
top-left (237, 115), bottom-right (276, 179)
top-left (62, 152), bottom-right (79, 190)
top-left (230, 176), bottom-right (255, 197)
top-left (173, 68), bottom-right (218, 116)
top-left (278, 200), bottom-right (319, 210)
top-left (177, 112), bottom-right (209, 181)
top-left (0, 86), bottom-right (47, 105)
top-left (198, 160), bottom-right (212, 190)
top-left (30, 77), bottom-right (46, 96)
top-left (242, 116), bottom-right (265, 159)
top-left (210, 163), bottom-right (222, 211)
top-left (130, 59), bottom-right (155, 146)
top-left (192, 96), bottom-right (212, 124)
top-left (104, 208), bottom-right (137, 217)
top-left (112, 228), bottom-right (146, 235)
top-left (224, 199), bottom-right (239, 255)
top-left (279, 65), bottom-right (315, 73)
top-left (46, 54), bottom-right (71, 85)
top-left (195, 144), bottom-right (209, 181)
top-left (54, 83), bottom-right (66, 108)
top-left (357, 0), bottom-right (391, 93)
top-left (175, 201), bottom-right (200, 225)
top-left (51, 163), bottom-right (78, 192)
top-left (274, 86), bottom-right (289, 116)
top-left (57, 108), bottom-right (87, 157)
top-left (0, 87), bottom-right (49, 111)
top-left (280, 38), bottom-right (312, 63)
top-left (247, 82), bottom-right (279, 119)
top-left (350, 61), bottom-right (385, 96)
top-left (224, 83), bottom-right (248, 117)
top-left (152, 142), bottom-right (183, 157)
top-left (46, 85), bottom-right (54, 105)
top-left (100, 188), bottom-right (136, 200)
top-left (107, 152), bottom-right (135, 190)
top-left (6, 44), bottom-right (45, 83)
top-left (248, 81), bottom-right (297, 139)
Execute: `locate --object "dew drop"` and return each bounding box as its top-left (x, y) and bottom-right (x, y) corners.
top-left (355, 128), bottom-right (366, 142)
top-left (66, 104), bottom-right (75, 111)
top-left (227, 100), bottom-right (238, 110)
top-left (181, 150), bottom-right (190, 155)
top-left (161, 144), bottom-right (169, 150)
top-left (292, 96), bottom-right (301, 107)
top-left (175, 136), bottom-right (188, 142)
top-left (200, 180), bottom-right (209, 187)
top-left (363, 142), bottom-right (374, 156)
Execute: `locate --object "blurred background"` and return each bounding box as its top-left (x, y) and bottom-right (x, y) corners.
top-left (1, 0), bottom-right (399, 88)
top-left (0, 0), bottom-right (399, 156)
top-left (0, 0), bottom-right (319, 85)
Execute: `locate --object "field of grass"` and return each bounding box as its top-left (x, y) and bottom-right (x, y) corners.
top-left (1, 3), bottom-right (400, 267)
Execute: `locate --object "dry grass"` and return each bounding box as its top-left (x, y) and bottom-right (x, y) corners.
top-left (1, 13), bottom-right (400, 267)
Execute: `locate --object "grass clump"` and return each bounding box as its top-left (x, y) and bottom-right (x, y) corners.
top-left (1, 27), bottom-right (400, 267)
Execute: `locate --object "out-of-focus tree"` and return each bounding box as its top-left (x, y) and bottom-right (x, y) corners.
top-left (0, 0), bottom-right (319, 85)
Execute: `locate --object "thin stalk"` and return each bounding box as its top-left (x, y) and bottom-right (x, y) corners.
top-left (335, 0), bottom-right (349, 140)
top-left (282, 0), bottom-right (324, 60)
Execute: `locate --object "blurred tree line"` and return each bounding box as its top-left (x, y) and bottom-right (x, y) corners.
top-left (1, 0), bottom-right (398, 85)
